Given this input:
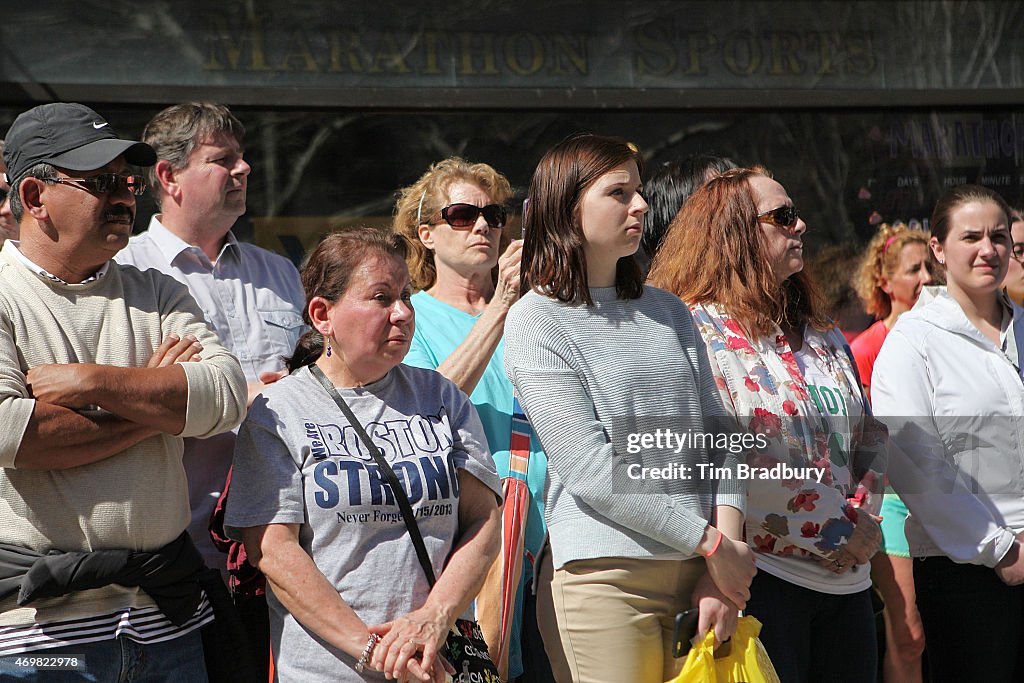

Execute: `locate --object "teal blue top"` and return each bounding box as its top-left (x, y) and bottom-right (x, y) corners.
top-left (405, 290), bottom-right (548, 678)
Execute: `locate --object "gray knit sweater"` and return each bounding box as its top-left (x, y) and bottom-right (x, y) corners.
top-left (505, 286), bottom-right (745, 569)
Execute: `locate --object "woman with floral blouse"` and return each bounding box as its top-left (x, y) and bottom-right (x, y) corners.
top-left (648, 167), bottom-right (887, 683)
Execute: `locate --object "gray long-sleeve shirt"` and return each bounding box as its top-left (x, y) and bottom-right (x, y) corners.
top-left (505, 286), bottom-right (744, 570)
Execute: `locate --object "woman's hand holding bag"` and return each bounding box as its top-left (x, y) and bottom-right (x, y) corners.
top-left (668, 615), bottom-right (780, 683)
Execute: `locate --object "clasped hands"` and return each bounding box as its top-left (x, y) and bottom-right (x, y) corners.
top-left (366, 606), bottom-right (455, 682)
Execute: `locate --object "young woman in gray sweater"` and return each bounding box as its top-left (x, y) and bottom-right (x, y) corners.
top-left (504, 134), bottom-right (756, 683)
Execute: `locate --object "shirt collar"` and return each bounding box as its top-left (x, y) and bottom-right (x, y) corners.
top-left (148, 214), bottom-right (240, 266)
top-left (4, 240), bottom-right (110, 285)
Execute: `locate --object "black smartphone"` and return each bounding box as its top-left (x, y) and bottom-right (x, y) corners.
top-left (671, 608), bottom-right (700, 658)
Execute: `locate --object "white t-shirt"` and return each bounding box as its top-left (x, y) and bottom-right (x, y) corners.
top-left (795, 345), bottom-right (858, 480)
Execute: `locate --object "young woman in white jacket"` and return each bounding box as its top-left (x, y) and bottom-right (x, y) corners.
top-left (873, 184), bottom-right (1024, 683)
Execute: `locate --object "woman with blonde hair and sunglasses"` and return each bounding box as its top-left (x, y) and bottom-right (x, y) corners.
top-left (393, 159), bottom-right (553, 682)
top-left (648, 167), bottom-right (887, 683)
top-left (851, 223), bottom-right (933, 683)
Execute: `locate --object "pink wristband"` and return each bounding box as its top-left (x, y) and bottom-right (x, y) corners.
top-left (702, 530), bottom-right (724, 558)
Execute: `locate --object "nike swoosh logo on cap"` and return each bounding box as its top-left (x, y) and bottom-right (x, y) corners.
top-left (92, 122), bottom-right (108, 129)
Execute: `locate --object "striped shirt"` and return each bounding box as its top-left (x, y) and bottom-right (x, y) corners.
top-left (504, 286), bottom-right (746, 570)
top-left (0, 598), bottom-right (212, 655)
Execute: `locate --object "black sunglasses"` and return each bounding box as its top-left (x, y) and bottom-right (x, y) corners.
top-left (45, 173), bottom-right (148, 197)
top-left (440, 203), bottom-right (507, 230)
top-left (757, 205), bottom-right (800, 229)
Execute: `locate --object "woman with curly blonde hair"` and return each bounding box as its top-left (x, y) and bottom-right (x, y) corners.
top-left (393, 158), bottom-right (514, 292)
top-left (851, 224), bottom-right (934, 395)
top-left (393, 158), bottom-right (555, 682)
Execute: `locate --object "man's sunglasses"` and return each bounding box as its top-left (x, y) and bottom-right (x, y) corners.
top-left (45, 174), bottom-right (148, 197)
top-left (757, 205), bottom-right (800, 229)
top-left (440, 203), bottom-right (507, 230)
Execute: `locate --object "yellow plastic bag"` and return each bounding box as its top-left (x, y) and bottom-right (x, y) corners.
top-left (667, 615), bottom-right (781, 683)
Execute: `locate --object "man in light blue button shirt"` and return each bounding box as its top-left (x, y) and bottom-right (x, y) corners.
top-left (115, 103), bottom-right (305, 587)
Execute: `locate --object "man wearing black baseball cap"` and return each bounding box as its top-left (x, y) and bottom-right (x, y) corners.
top-left (3, 102), bottom-right (157, 280)
top-left (2, 102), bottom-right (156, 185)
top-left (0, 102), bottom-right (246, 679)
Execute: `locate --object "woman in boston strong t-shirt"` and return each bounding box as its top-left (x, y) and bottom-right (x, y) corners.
top-left (649, 166), bottom-right (887, 683)
top-left (224, 228), bottom-right (501, 683)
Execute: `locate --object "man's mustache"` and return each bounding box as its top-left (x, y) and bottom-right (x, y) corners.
top-left (104, 206), bottom-right (134, 220)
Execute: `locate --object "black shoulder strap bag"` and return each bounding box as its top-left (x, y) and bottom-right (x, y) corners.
top-left (310, 365), bottom-right (500, 683)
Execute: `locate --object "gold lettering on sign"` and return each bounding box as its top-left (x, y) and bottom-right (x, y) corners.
top-left (768, 31), bottom-right (804, 75)
top-left (683, 32), bottom-right (717, 75)
top-left (723, 31), bottom-right (762, 75)
top-left (845, 32), bottom-right (876, 75)
top-left (552, 34), bottom-right (587, 76)
top-left (627, 25), bottom-right (877, 79)
top-left (278, 30), bottom-right (318, 71)
top-left (203, 22), bottom-right (590, 78)
top-left (327, 30), bottom-right (365, 72)
top-left (633, 24), bottom-right (676, 77)
top-left (370, 32), bottom-right (412, 73)
top-left (457, 33), bottom-right (499, 75)
top-left (504, 33), bottom-right (544, 75)
top-left (807, 31), bottom-right (839, 75)
top-left (421, 31), bottom-right (447, 74)
top-left (199, 18), bottom-right (882, 83)
top-left (203, 15), bottom-right (272, 71)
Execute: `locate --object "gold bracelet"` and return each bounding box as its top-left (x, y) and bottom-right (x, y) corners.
top-left (355, 633), bottom-right (380, 673)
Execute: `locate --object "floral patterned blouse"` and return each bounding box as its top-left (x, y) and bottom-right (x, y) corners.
top-left (690, 302), bottom-right (887, 592)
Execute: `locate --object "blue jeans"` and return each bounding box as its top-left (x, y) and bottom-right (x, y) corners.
top-left (743, 570), bottom-right (877, 683)
top-left (0, 631), bottom-right (207, 682)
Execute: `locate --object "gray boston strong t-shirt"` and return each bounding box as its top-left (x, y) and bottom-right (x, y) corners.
top-left (225, 363), bottom-right (500, 682)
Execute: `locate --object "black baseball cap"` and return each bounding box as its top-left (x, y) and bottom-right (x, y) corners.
top-left (2, 103), bottom-right (156, 183)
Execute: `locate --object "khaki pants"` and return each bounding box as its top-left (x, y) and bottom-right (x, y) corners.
top-left (536, 548), bottom-right (705, 683)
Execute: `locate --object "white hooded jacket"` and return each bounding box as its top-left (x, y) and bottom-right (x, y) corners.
top-left (873, 287), bottom-right (1024, 566)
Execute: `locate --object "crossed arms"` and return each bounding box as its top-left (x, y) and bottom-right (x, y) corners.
top-left (15, 335), bottom-right (214, 469)
top-left (0, 294), bottom-right (246, 471)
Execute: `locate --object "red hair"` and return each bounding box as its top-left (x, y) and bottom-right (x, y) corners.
top-left (648, 167), bottom-right (828, 337)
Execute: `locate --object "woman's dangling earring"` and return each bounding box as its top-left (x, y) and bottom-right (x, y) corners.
top-left (325, 333), bottom-right (332, 357)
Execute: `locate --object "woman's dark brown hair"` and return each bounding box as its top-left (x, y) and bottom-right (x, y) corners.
top-left (648, 167), bottom-right (828, 337)
top-left (287, 226), bottom-right (408, 370)
top-left (930, 184), bottom-right (1012, 244)
top-left (521, 133), bottom-right (644, 305)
